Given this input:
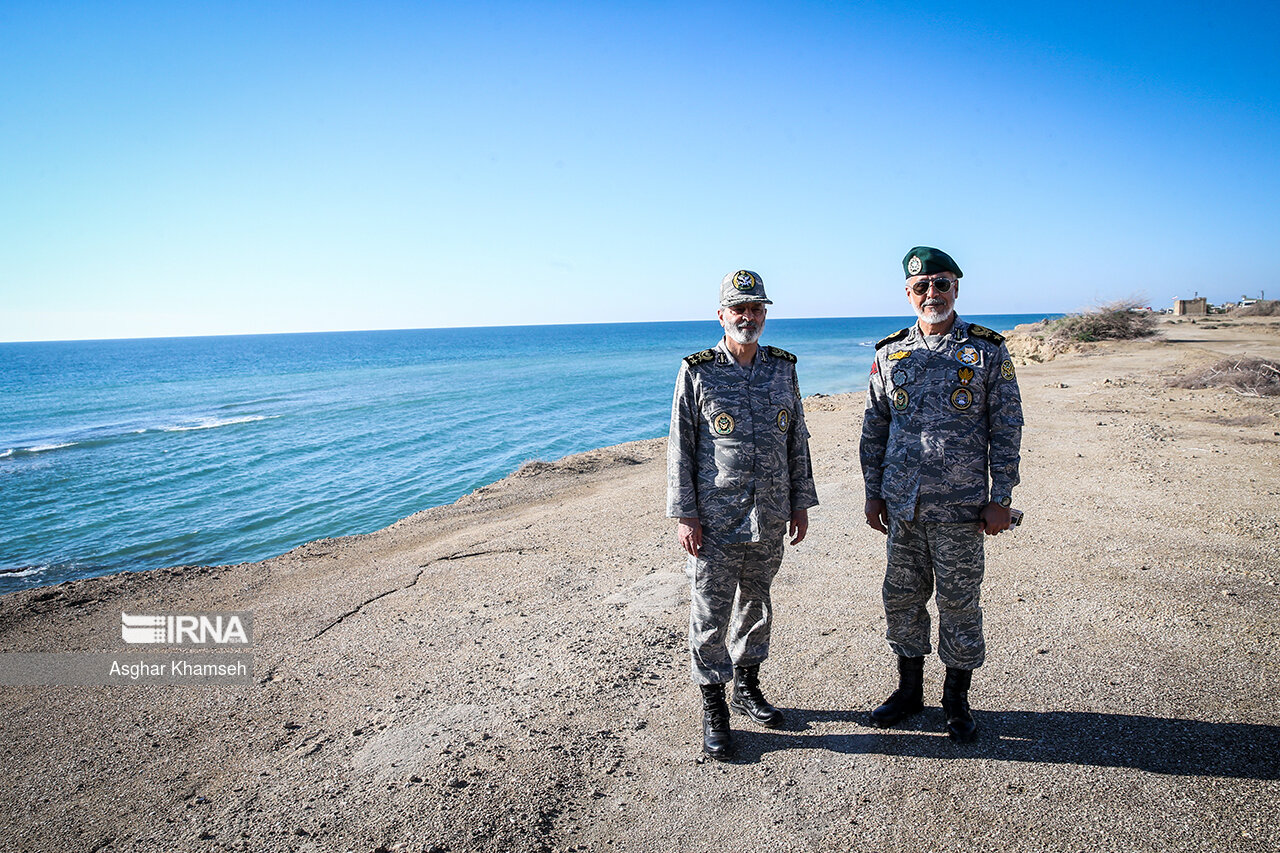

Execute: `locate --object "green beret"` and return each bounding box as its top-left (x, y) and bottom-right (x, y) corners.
top-left (903, 247), bottom-right (963, 279)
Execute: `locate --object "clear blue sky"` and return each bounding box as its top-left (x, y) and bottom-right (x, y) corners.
top-left (3, 1), bottom-right (1277, 341)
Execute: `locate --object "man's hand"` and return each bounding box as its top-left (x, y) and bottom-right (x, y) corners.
top-left (980, 502), bottom-right (1012, 535)
top-left (677, 517), bottom-right (702, 556)
top-left (789, 509), bottom-right (809, 545)
top-left (864, 499), bottom-right (889, 534)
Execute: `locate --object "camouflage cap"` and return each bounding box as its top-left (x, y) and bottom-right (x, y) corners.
top-left (903, 247), bottom-right (963, 279)
top-left (720, 270), bottom-right (772, 306)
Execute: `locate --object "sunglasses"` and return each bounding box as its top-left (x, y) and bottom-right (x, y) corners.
top-left (909, 277), bottom-right (956, 295)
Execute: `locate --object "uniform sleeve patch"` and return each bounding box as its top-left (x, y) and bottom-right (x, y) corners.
top-left (683, 349), bottom-right (716, 367)
top-left (967, 324), bottom-right (1006, 345)
top-left (875, 328), bottom-right (911, 349)
top-left (766, 346), bottom-right (797, 362)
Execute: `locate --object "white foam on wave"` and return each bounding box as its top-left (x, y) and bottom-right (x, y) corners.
top-left (0, 565), bottom-right (47, 578)
top-left (160, 414), bottom-right (280, 433)
top-left (2, 442), bottom-right (79, 458)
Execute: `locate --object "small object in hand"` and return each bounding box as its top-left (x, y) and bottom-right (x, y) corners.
top-left (1009, 508), bottom-right (1024, 527)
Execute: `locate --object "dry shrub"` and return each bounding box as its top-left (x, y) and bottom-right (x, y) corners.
top-left (1171, 357), bottom-right (1280, 397)
top-left (1231, 300), bottom-right (1280, 317)
top-left (1047, 299), bottom-right (1158, 343)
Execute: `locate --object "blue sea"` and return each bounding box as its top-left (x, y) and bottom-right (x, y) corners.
top-left (0, 315), bottom-right (1054, 594)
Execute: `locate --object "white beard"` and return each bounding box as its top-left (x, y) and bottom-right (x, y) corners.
top-left (725, 322), bottom-right (762, 345)
top-left (916, 302), bottom-right (954, 326)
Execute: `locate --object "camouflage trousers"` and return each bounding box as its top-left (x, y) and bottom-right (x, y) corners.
top-left (685, 537), bottom-right (786, 685)
top-left (883, 520), bottom-right (985, 669)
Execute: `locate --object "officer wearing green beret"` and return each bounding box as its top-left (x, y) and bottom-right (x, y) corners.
top-left (667, 269), bottom-right (820, 760)
top-left (859, 247), bottom-right (1024, 741)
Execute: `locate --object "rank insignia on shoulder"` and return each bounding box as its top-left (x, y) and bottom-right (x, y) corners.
top-left (968, 324), bottom-right (1006, 345)
top-left (684, 349), bottom-right (716, 367)
top-left (875, 328), bottom-right (911, 349)
top-left (887, 350), bottom-right (911, 361)
top-left (765, 346), bottom-right (797, 362)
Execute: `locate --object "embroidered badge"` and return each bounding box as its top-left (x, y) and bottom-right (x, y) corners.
top-left (777, 410), bottom-right (790, 432)
top-left (956, 345), bottom-right (980, 366)
top-left (684, 349), bottom-right (716, 367)
top-left (892, 367), bottom-right (912, 387)
top-left (892, 388), bottom-right (909, 411)
top-left (951, 388), bottom-right (973, 410)
top-left (870, 361), bottom-right (879, 376)
top-left (733, 270), bottom-right (758, 291)
top-left (887, 350), bottom-right (911, 361)
top-left (1001, 359), bottom-right (1016, 380)
top-left (907, 255), bottom-right (923, 276)
top-left (958, 367), bottom-right (975, 386)
top-left (712, 412), bottom-right (735, 435)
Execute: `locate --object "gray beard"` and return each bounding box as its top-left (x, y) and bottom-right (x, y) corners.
top-left (916, 304), bottom-right (954, 326)
top-left (725, 323), bottom-right (762, 345)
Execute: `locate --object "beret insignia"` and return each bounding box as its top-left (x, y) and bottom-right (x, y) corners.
top-left (875, 328), bottom-right (911, 349)
top-left (766, 346), bottom-right (797, 363)
top-left (683, 349), bottom-right (716, 366)
top-left (967, 324), bottom-right (1005, 345)
top-left (907, 255), bottom-right (923, 276)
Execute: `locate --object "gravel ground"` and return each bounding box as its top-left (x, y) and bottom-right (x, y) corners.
top-left (2, 317), bottom-right (1278, 853)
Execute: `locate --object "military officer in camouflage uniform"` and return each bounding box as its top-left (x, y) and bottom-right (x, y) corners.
top-left (667, 269), bottom-right (820, 760)
top-left (859, 247), bottom-right (1023, 742)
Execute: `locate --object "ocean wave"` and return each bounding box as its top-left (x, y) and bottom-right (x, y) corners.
top-left (217, 397), bottom-right (290, 411)
top-left (0, 442), bottom-right (78, 459)
top-left (159, 415), bottom-right (280, 433)
top-left (0, 565), bottom-right (47, 579)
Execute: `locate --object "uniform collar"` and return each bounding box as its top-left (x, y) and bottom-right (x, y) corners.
top-left (714, 338), bottom-right (765, 365)
top-left (909, 315), bottom-right (968, 343)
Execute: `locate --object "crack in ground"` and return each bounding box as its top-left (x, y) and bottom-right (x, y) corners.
top-left (306, 545), bottom-right (540, 641)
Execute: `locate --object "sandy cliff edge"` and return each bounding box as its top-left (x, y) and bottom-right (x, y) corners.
top-left (2, 317), bottom-right (1278, 853)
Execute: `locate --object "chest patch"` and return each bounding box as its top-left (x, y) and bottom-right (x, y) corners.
top-left (777, 409), bottom-right (790, 432)
top-left (951, 388), bottom-right (974, 410)
top-left (711, 412), bottom-right (735, 436)
top-left (956, 345), bottom-right (980, 366)
top-left (892, 388), bottom-right (910, 411)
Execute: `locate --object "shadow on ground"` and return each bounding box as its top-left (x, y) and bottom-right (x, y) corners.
top-left (726, 708), bottom-right (1280, 779)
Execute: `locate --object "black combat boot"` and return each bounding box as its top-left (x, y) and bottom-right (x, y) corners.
top-left (942, 666), bottom-right (978, 742)
top-left (870, 655), bottom-right (925, 728)
top-left (730, 664), bottom-right (786, 729)
top-left (700, 683), bottom-right (735, 760)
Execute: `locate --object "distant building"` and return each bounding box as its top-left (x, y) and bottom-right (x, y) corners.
top-left (1173, 297), bottom-right (1207, 316)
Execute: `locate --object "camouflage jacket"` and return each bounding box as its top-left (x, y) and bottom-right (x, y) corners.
top-left (860, 317), bottom-right (1023, 522)
top-left (667, 339), bottom-right (820, 544)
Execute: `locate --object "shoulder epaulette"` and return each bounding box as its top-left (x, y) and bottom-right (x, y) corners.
top-left (765, 346), bottom-right (797, 363)
top-left (967, 324), bottom-right (1005, 345)
top-left (875, 328), bottom-right (911, 350)
top-left (683, 349), bottom-right (716, 367)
